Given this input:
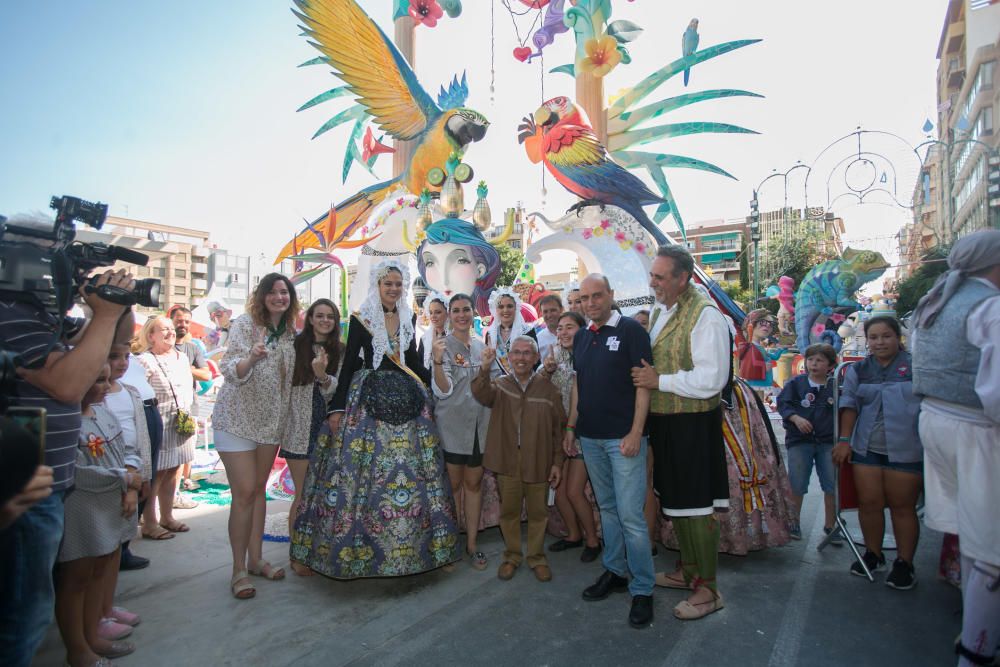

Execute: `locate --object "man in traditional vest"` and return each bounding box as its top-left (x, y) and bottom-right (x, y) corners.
top-left (912, 229), bottom-right (1000, 667)
top-left (631, 244), bottom-right (730, 621)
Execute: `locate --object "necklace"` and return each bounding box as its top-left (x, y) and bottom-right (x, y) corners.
top-left (381, 304), bottom-right (398, 314)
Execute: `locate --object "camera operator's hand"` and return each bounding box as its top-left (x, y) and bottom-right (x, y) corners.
top-left (81, 269), bottom-right (135, 319)
top-left (0, 465), bottom-right (54, 530)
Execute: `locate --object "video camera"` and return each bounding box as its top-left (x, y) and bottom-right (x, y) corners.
top-left (0, 195), bottom-right (160, 317)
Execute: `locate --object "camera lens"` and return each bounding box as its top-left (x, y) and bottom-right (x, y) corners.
top-left (134, 279), bottom-right (160, 308)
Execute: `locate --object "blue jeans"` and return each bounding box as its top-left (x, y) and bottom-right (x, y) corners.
top-left (786, 442), bottom-right (836, 496)
top-left (0, 490), bottom-right (67, 667)
top-left (580, 436), bottom-right (654, 596)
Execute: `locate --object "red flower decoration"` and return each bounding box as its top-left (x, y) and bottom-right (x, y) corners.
top-left (635, 242), bottom-right (646, 253)
top-left (614, 231), bottom-right (626, 242)
top-left (599, 218), bottom-right (611, 229)
top-left (409, 0), bottom-right (443, 27)
top-left (86, 433), bottom-right (106, 458)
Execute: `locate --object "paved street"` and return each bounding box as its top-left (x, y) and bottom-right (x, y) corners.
top-left (34, 479), bottom-right (961, 667)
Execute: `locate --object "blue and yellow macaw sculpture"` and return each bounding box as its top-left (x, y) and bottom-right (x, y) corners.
top-left (682, 19), bottom-right (700, 86)
top-left (276, 0), bottom-right (489, 263)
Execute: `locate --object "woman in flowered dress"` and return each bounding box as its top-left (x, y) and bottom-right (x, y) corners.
top-left (291, 259), bottom-right (460, 578)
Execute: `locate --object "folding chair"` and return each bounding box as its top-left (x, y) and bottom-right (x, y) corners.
top-left (816, 360), bottom-right (874, 581)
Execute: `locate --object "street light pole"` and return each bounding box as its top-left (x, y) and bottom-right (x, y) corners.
top-left (750, 191), bottom-right (760, 304)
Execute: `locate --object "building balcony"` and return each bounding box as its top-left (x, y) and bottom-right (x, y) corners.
top-left (192, 278), bottom-right (208, 290)
top-left (191, 262), bottom-right (208, 274)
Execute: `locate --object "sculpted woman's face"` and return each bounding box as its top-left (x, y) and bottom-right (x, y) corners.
top-left (421, 242), bottom-right (485, 298)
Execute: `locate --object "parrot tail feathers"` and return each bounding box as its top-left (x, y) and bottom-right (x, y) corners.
top-left (683, 68), bottom-right (691, 86)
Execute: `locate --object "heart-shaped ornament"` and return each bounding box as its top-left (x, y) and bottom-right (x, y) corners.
top-left (513, 46), bottom-right (532, 62)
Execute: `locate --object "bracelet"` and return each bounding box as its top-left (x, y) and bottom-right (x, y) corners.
top-left (837, 436), bottom-right (850, 442)
top-left (564, 424), bottom-right (575, 432)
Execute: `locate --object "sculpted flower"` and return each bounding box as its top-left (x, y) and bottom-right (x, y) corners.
top-left (579, 35), bottom-right (622, 78)
top-left (409, 0), bottom-right (444, 27)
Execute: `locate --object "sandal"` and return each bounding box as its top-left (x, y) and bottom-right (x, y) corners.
top-left (655, 570), bottom-right (692, 590)
top-left (673, 590), bottom-right (724, 620)
top-left (141, 525), bottom-right (175, 540)
top-left (248, 560), bottom-right (286, 580)
top-left (231, 571), bottom-right (256, 600)
top-left (468, 550), bottom-right (488, 571)
top-left (172, 497), bottom-right (198, 510)
top-left (159, 520), bottom-right (190, 533)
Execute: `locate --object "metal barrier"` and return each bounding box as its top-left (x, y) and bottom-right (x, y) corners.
top-left (816, 360), bottom-right (875, 581)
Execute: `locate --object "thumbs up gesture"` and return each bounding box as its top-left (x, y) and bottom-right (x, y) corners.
top-left (249, 328), bottom-right (268, 364)
top-left (630, 358), bottom-right (659, 389)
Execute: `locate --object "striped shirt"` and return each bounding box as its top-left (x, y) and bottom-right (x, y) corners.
top-left (0, 299), bottom-right (82, 491)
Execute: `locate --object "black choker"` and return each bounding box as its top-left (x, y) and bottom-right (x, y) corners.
top-left (381, 304), bottom-right (398, 314)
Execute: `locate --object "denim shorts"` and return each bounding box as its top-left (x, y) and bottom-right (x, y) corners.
top-left (786, 442), bottom-right (835, 496)
top-left (851, 449), bottom-right (923, 475)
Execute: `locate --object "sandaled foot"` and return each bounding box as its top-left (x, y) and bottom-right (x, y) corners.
top-left (172, 496), bottom-right (198, 510)
top-left (673, 589), bottom-right (724, 620)
top-left (231, 571), bottom-right (256, 599)
top-left (468, 550), bottom-right (488, 571)
top-left (159, 519), bottom-right (189, 533)
top-left (141, 525), bottom-right (175, 540)
top-left (182, 478), bottom-right (200, 491)
top-left (249, 559), bottom-right (286, 580)
top-left (655, 570), bottom-right (692, 590)
top-left (290, 561), bottom-right (314, 577)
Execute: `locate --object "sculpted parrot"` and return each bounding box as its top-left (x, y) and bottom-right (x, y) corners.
top-left (517, 96), bottom-right (669, 244)
top-left (682, 18), bottom-right (700, 86)
top-left (276, 0), bottom-right (489, 263)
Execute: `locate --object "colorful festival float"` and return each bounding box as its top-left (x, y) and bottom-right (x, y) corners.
top-left (275, 0), bottom-right (795, 556)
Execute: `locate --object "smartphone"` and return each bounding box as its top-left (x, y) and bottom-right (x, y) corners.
top-left (5, 407), bottom-right (47, 464)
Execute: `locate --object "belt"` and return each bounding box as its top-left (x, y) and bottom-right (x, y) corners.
top-left (143, 398), bottom-right (159, 408)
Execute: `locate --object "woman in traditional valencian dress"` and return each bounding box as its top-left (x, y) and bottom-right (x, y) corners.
top-left (483, 288), bottom-right (536, 378)
top-left (291, 259), bottom-right (460, 578)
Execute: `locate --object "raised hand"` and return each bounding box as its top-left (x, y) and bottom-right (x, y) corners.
top-left (481, 346), bottom-right (497, 368)
top-left (249, 327), bottom-right (268, 364)
top-left (542, 347), bottom-right (558, 375)
top-left (311, 347), bottom-right (329, 378)
top-left (432, 335), bottom-right (447, 365)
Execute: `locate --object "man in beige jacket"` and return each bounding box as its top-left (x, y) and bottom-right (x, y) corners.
top-left (472, 336), bottom-right (565, 582)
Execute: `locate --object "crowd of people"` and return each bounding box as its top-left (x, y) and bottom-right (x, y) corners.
top-left (1, 230), bottom-right (998, 665)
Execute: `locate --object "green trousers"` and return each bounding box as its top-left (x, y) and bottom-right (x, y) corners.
top-left (673, 515), bottom-right (720, 592)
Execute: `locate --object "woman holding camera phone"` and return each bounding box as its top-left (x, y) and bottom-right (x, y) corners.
top-left (136, 316), bottom-right (195, 540)
top-left (212, 273), bottom-right (298, 599)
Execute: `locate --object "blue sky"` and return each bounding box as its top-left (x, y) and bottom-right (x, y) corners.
top-left (1, 0), bottom-right (946, 277)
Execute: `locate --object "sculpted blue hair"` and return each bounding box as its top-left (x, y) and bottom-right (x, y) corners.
top-left (416, 218), bottom-right (501, 316)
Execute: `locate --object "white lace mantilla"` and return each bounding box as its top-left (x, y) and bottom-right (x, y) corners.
top-left (359, 258), bottom-right (415, 370)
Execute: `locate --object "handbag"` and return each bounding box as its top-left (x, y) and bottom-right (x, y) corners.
top-left (153, 354), bottom-right (197, 437)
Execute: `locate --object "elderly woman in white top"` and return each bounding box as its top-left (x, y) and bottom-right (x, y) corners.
top-left (432, 293), bottom-right (491, 570)
top-left (212, 273), bottom-right (298, 599)
top-left (136, 316), bottom-right (195, 539)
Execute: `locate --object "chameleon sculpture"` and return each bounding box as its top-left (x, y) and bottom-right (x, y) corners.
top-left (793, 248), bottom-right (890, 351)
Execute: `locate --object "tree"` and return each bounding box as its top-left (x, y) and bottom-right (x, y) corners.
top-left (762, 232), bottom-right (838, 290)
top-left (739, 242), bottom-right (749, 289)
top-left (496, 244), bottom-right (526, 287)
top-left (894, 244), bottom-right (950, 318)
top-left (719, 281), bottom-right (753, 311)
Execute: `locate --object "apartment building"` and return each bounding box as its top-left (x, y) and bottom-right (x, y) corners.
top-left (668, 218), bottom-right (746, 284)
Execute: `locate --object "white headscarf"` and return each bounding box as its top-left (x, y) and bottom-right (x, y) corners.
top-left (420, 290), bottom-right (450, 368)
top-left (358, 258), bottom-right (415, 369)
top-left (486, 287), bottom-right (532, 348)
top-left (562, 281), bottom-right (580, 306)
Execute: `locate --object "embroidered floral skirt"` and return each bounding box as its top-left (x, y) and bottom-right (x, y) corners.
top-left (290, 370), bottom-right (461, 579)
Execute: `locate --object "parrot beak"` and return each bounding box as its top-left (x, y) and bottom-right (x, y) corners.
top-left (533, 108), bottom-right (557, 128)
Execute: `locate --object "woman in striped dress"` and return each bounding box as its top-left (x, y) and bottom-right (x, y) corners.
top-left (136, 316), bottom-right (195, 538)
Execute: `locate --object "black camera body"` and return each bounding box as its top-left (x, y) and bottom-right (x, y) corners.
top-left (0, 195), bottom-right (161, 317)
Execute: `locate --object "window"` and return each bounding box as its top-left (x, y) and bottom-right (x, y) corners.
top-left (174, 268), bottom-right (186, 278)
top-left (154, 267), bottom-right (166, 278)
top-left (510, 240), bottom-right (522, 249)
top-left (136, 266), bottom-right (150, 277)
top-left (173, 285), bottom-right (186, 296)
top-left (175, 254), bottom-right (187, 263)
